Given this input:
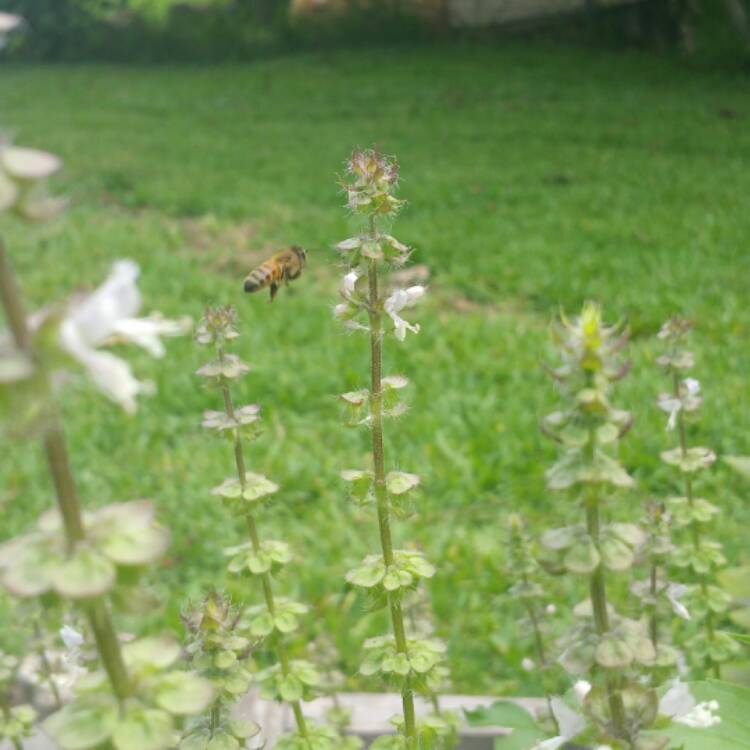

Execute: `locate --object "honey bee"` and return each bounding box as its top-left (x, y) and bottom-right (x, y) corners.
top-left (243, 246), bottom-right (307, 301)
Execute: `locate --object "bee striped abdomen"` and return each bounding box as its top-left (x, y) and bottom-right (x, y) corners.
top-left (243, 246), bottom-right (306, 301)
top-left (244, 260), bottom-right (282, 293)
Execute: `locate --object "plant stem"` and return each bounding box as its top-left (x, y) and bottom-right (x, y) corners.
top-left (585, 493), bottom-right (628, 741)
top-left (33, 621), bottom-right (62, 709)
top-left (672, 372), bottom-right (720, 679)
top-left (217, 376), bottom-right (309, 741)
top-left (648, 563), bottom-right (659, 651)
top-left (1, 691), bottom-right (24, 750)
top-left (0, 240), bottom-right (131, 703)
top-left (366, 252), bottom-right (418, 747)
top-left (522, 594), bottom-right (558, 735)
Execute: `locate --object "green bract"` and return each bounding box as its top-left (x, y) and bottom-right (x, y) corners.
top-left (360, 635), bottom-right (446, 685)
top-left (202, 405), bottom-right (261, 441)
top-left (241, 597), bottom-right (308, 637)
top-left (182, 591), bottom-right (256, 703)
top-left (0, 703), bottom-right (36, 744)
top-left (179, 718), bottom-right (261, 750)
top-left (211, 472), bottom-right (279, 509)
top-left (277, 724), bottom-right (362, 750)
top-left (0, 501), bottom-right (168, 599)
top-left (258, 659), bottom-right (320, 702)
top-left (660, 446), bottom-right (717, 473)
top-left (346, 550), bottom-right (435, 594)
top-left (44, 635), bottom-right (213, 750)
top-left (196, 354), bottom-right (250, 381)
top-left (223, 538), bottom-right (292, 575)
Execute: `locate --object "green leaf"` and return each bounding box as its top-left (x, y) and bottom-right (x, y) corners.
top-left (465, 700), bottom-right (545, 750)
top-left (180, 732), bottom-right (210, 750)
top-left (241, 472), bottom-right (279, 502)
top-left (123, 636), bottom-right (181, 671)
top-left (718, 566), bottom-right (750, 599)
top-left (153, 671), bottom-right (215, 715)
top-left (540, 525), bottom-right (577, 551)
top-left (111, 707), bottom-right (174, 750)
top-left (52, 546), bottom-right (115, 599)
top-left (279, 673), bottom-right (303, 702)
top-left (600, 534), bottom-right (634, 571)
top-left (43, 696), bottom-right (118, 750)
top-left (0, 535), bottom-right (57, 597)
top-left (661, 446), bottom-right (717, 473)
top-left (346, 559), bottom-right (385, 588)
top-left (724, 455), bottom-right (750, 479)
top-left (207, 733), bottom-right (240, 750)
top-left (228, 719), bottom-right (260, 739)
top-left (341, 469), bottom-right (374, 503)
top-left (564, 536), bottom-right (600, 574)
top-left (595, 635), bottom-right (633, 669)
top-left (248, 610), bottom-right (274, 637)
top-left (99, 523), bottom-right (169, 567)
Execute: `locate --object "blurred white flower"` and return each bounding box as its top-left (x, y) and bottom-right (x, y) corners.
top-left (59, 260), bottom-right (189, 413)
top-left (521, 657), bottom-right (535, 672)
top-left (667, 583), bottom-right (691, 621)
top-left (545, 604), bottom-right (557, 615)
top-left (532, 695), bottom-right (586, 750)
top-left (660, 680), bottom-right (694, 718)
top-left (384, 285), bottom-right (424, 341)
top-left (684, 378), bottom-right (700, 396)
top-left (0, 12), bottom-right (21, 49)
top-left (18, 624), bottom-right (87, 706)
top-left (340, 271), bottom-right (360, 301)
top-left (573, 680), bottom-right (592, 703)
top-left (59, 625), bottom-right (84, 651)
top-left (658, 377), bottom-right (702, 431)
top-left (658, 394), bottom-right (682, 432)
top-left (660, 680), bottom-right (719, 728)
top-left (675, 700), bottom-right (721, 729)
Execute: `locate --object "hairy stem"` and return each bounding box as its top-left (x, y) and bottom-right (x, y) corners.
top-left (217, 375), bottom-right (309, 740)
top-left (672, 371), bottom-right (720, 679)
top-left (648, 563), bottom-right (659, 651)
top-left (0, 240), bottom-right (131, 703)
top-left (585, 492), bottom-right (628, 741)
top-left (366, 249), bottom-right (417, 746)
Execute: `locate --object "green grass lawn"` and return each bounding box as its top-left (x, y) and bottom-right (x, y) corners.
top-left (1, 40), bottom-right (750, 697)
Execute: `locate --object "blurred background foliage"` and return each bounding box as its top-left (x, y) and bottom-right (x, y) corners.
top-left (2, 0), bottom-right (750, 64)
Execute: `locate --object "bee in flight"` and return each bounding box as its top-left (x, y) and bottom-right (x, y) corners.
top-left (243, 246), bottom-right (307, 301)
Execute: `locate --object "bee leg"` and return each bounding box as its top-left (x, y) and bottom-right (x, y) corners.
top-left (269, 282), bottom-right (279, 302)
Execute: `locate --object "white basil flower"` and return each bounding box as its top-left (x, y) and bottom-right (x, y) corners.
top-left (660, 680), bottom-right (720, 728)
top-left (59, 260), bottom-right (189, 413)
top-left (59, 625), bottom-right (84, 651)
top-left (666, 583), bottom-right (691, 621)
top-left (384, 285), bottom-right (425, 341)
top-left (684, 377), bottom-right (700, 396)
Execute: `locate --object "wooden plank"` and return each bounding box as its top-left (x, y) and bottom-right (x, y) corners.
top-left (233, 692), bottom-right (543, 746)
top-left (1, 693), bottom-right (543, 749)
